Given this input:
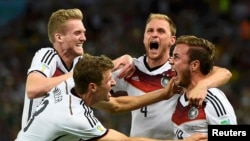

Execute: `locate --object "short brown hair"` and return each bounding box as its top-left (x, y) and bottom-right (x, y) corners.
top-left (73, 53), bottom-right (114, 94)
top-left (175, 35), bottom-right (216, 74)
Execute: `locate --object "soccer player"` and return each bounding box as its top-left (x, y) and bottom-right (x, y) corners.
top-left (20, 8), bottom-right (134, 128)
top-left (15, 53), bottom-right (207, 141)
top-left (107, 13), bottom-right (233, 139)
top-left (170, 35), bottom-right (237, 139)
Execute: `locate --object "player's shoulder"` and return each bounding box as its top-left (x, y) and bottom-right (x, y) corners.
top-left (35, 47), bottom-right (57, 54)
top-left (207, 88), bottom-right (225, 96)
top-left (133, 55), bottom-right (146, 70)
top-left (205, 88), bottom-right (227, 103)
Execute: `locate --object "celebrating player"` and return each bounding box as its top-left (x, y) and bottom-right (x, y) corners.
top-left (170, 35), bottom-right (237, 139)
top-left (107, 13), bottom-right (232, 139)
top-left (20, 8), bottom-right (134, 128)
top-left (15, 53), bottom-right (207, 141)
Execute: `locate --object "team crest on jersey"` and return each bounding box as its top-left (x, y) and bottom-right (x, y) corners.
top-left (161, 76), bottom-right (169, 87)
top-left (161, 69), bottom-right (177, 87)
top-left (188, 107), bottom-right (199, 119)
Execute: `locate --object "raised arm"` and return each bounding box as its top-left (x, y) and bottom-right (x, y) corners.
top-left (188, 66), bottom-right (232, 106)
top-left (93, 78), bottom-right (176, 113)
top-left (26, 71), bottom-right (72, 99)
top-left (112, 54), bottom-right (135, 79)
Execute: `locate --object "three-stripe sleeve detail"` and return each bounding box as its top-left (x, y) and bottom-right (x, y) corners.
top-left (82, 105), bottom-right (97, 128)
top-left (41, 50), bottom-right (57, 65)
top-left (206, 90), bottom-right (227, 117)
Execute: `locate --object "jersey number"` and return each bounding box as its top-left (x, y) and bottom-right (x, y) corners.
top-left (24, 95), bottom-right (49, 132)
top-left (176, 129), bottom-right (184, 139)
top-left (140, 106), bottom-right (148, 117)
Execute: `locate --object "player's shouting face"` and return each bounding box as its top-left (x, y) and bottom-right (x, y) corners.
top-left (143, 19), bottom-right (175, 61)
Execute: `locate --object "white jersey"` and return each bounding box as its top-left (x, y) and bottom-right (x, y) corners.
top-left (21, 47), bottom-right (81, 128)
top-left (112, 55), bottom-right (179, 139)
top-left (172, 88), bottom-right (237, 139)
top-left (16, 78), bottom-right (107, 141)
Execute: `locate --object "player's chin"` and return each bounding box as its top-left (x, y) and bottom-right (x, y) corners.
top-left (174, 77), bottom-right (180, 85)
top-left (75, 50), bottom-right (84, 56)
top-left (107, 93), bottom-right (111, 100)
top-left (106, 96), bottom-right (111, 101)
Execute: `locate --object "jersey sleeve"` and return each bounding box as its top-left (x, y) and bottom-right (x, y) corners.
top-left (63, 113), bottom-right (108, 140)
top-left (27, 48), bottom-right (58, 77)
top-left (205, 88), bottom-right (237, 125)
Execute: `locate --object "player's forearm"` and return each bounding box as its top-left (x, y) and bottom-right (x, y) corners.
top-left (93, 89), bottom-right (166, 114)
top-left (112, 54), bottom-right (131, 67)
top-left (110, 89), bottom-right (168, 113)
top-left (199, 66), bottom-right (232, 89)
top-left (26, 72), bottom-right (72, 99)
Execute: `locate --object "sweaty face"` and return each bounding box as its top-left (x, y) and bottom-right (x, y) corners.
top-left (170, 44), bottom-right (191, 88)
top-left (60, 19), bottom-right (86, 57)
top-left (143, 19), bottom-right (175, 62)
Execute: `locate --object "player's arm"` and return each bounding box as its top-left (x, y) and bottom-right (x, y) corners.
top-left (97, 129), bottom-right (207, 141)
top-left (188, 66), bottom-right (232, 106)
top-left (26, 71), bottom-right (72, 99)
top-left (93, 78), bottom-right (176, 113)
top-left (112, 54), bottom-right (135, 79)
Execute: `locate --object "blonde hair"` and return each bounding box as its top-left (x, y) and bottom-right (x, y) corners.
top-left (48, 8), bottom-right (83, 43)
top-left (146, 13), bottom-right (176, 36)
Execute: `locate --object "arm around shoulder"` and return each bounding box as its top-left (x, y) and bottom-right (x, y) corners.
top-left (188, 66), bottom-right (232, 107)
top-left (26, 71), bottom-right (72, 99)
top-left (112, 54), bottom-right (135, 79)
top-left (200, 66), bottom-right (232, 89)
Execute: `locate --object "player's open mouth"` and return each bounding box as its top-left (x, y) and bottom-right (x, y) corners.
top-left (171, 69), bottom-right (177, 77)
top-left (150, 42), bottom-right (159, 49)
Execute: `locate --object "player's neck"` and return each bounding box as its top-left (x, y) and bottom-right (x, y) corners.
top-left (145, 56), bottom-right (168, 69)
top-left (186, 75), bottom-right (205, 97)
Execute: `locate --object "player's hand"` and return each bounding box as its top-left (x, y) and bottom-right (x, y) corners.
top-left (187, 81), bottom-right (206, 107)
top-left (182, 133), bottom-right (207, 141)
top-left (162, 77), bottom-right (178, 99)
top-left (112, 54), bottom-right (135, 79)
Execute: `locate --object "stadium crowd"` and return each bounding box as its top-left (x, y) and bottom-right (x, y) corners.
top-left (0, 0), bottom-right (250, 140)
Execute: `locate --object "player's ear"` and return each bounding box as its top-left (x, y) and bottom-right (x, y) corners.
top-left (55, 33), bottom-right (62, 42)
top-left (89, 83), bottom-right (97, 92)
top-left (170, 36), bottom-right (176, 46)
top-left (190, 60), bottom-right (200, 72)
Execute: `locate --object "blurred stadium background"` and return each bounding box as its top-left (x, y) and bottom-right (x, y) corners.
top-left (0, 0), bottom-right (250, 140)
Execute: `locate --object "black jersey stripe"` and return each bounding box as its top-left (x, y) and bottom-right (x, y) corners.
top-left (41, 50), bottom-right (52, 63)
top-left (41, 50), bottom-right (57, 65)
top-left (208, 90), bottom-right (226, 115)
top-left (82, 105), bottom-right (96, 127)
top-left (87, 106), bottom-right (98, 125)
top-left (48, 53), bottom-right (56, 65)
top-left (205, 95), bottom-right (220, 117)
top-left (206, 90), bottom-right (226, 117)
top-left (52, 134), bottom-right (67, 141)
top-left (27, 99), bottom-right (33, 121)
top-left (207, 90), bottom-right (227, 116)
